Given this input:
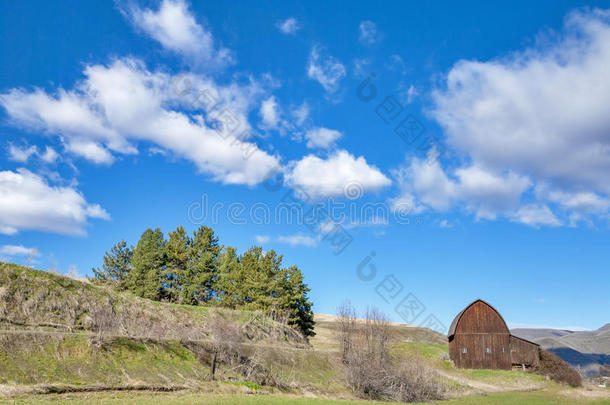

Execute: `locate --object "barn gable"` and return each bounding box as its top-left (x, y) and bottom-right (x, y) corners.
top-left (448, 299), bottom-right (509, 339)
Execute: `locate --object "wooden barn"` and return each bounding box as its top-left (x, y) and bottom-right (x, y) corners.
top-left (448, 299), bottom-right (540, 370)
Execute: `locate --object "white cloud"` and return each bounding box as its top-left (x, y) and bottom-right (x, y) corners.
top-left (307, 45), bottom-right (346, 93)
top-left (455, 165), bottom-right (531, 219)
top-left (304, 127), bottom-right (342, 149)
top-left (259, 96), bottom-right (281, 129)
top-left (353, 58), bottom-right (371, 78)
top-left (292, 102), bottom-right (310, 126)
top-left (392, 156), bottom-right (457, 212)
top-left (286, 150), bottom-right (391, 199)
top-left (127, 0), bottom-right (233, 70)
top-left (66, 140), bottom-right (114, 164)
top-left (7, 143), bottom-right (37, 163)
top-left (358, 21), bottom-right (381, 45)
top-left (0, 59), bottom-right (280, 186)
top-left (391, 156), bottom-right (549, 226)
top-left (430, 9), bottom-right (610, 224)
top-left (277, 233), bottom-right (317, 247)
top-left (0, 245), bottom-right (39, 257)
top-left (41, 146), bottom-right (59, 163)
top-left (255, 234), bottom-right (270, 244)
top-left (276, 17), bottom-right (300, 35)
top-left (509, 204), bottom-right (561, 227)
top-left (7, 143), bottom-right (60, 165)
top-left (0, 168), bottom-right (109, 236)
top-left (537, 185), bottom-right (610, 215)
top-left (406, 85), bottom-right (418, 104)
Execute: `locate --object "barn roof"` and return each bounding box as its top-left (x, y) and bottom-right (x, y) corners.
top-left (447, 299), bottom-right (508, 338)
top-left (509, 334), bottom-right (540, 347)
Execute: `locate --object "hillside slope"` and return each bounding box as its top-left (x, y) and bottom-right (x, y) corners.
top-left (512, 326), bottom-right (610, 376)
top-left (2, 262), bottom-right (608, 404)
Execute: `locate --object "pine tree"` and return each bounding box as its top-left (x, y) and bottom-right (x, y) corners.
top-left (283, 265), bottom-right (315, 337)
top-left (128, 228), bottom-right (166, 300)
top-left (238, 246), bottom-right (266, 309)
top-left (165, 226), bottom-right (190, 303)
top-left (91, 240), bottom-right (133, 289)
top-left (182, 226), bottom-right (221, 304)
top-left (215, 246), bottom-right (243, 308)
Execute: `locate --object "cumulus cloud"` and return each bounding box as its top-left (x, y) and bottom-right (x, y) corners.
top-left (423, 9), bottom-right (610, 225)
top-left (307, 45), bottom-right (346, 93)
top-left (127, 0), bottom-right (233, 70)
top-left (276, 17), bottom-right (300, 35)
top-left (0, 169), bottom-right (109, 236)
top-left (0, 59), bottom-right (280, 186)
top-left (304, 127), bottom-right (342, 149)
top-left (391, 156), bottom-right (540, 226)
top-left (286, 150), bottom-right (391, 199)
top-left (358, 21), bottom-right (382, 45)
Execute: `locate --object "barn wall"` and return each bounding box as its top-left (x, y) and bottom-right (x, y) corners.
top-left (510, 336), bottom-right (540, 367)
top-left (449, 300), bottom-right (512, 370)
top-left (451, 333), bottom-right (511, 369)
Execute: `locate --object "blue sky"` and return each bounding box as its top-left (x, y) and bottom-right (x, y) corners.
top-left (1, 0), bottom-right (609, 332)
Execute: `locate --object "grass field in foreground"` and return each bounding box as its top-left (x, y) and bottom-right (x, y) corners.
top-left (3, 390), bottom-right (610, 405)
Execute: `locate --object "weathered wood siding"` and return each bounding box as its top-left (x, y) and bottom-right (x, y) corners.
top-left (448, 300), bottom-right (512, 370)
top-left (510, 335), bottom-right (540, 367)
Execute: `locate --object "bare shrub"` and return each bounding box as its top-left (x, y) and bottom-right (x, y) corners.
top-left (336, 300), bottom-right (357, 363)
top-left (533, 349), bottom-right (582, 387)
top-left (336, 302), bottom-right (445, 402)
top-left (208, 312), bottom-right (244, 380)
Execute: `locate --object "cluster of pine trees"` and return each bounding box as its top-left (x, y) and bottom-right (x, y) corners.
top-left (92, 225), bottom-right (315, 337)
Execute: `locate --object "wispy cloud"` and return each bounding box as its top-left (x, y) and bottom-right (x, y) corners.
top-left (276, 17), bottom-right (300, 35)
top-left (307, 45), bottom-right (346, 93)
top-left (277, 234), bottom-right (317, 247)
top-left (358, 21), bottom-right (382, 45)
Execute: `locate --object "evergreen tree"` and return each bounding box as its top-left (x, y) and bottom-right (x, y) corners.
top-left (238, 246), bottom-right (266, 309)
top-left (91, 240), bottom-right (133, 289)
top-left (127, 228), bottom-right (166, 300)
top-left (215, 246), bottom-right (243, 308)
top-left (282, 265), bottom-right (315, 337)
top-left (95, 224), bottom-right (315, 338)
top-left (182, 226), bottom-right (221, 304)
top-left (165, 226), bottom-right (191, 303)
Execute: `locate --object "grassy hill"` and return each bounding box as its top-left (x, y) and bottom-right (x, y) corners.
top-left (1, 262), bottom-right (609, 404)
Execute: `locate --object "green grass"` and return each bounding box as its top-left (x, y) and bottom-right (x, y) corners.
top-left (0, 334), bottom-right (209, 386)
top-left (390, 341), bottom-right (449, 360)
top-left (458, 368), bottom-right (545, 383)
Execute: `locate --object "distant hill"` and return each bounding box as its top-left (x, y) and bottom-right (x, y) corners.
top-left (512, 325), bottom-right (610, 377)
